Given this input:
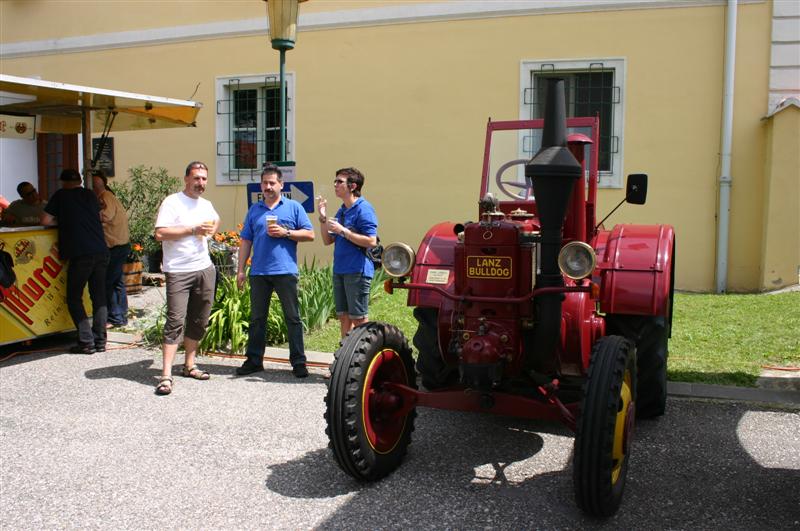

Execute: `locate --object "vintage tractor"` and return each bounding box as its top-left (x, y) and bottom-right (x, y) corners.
top-left (324, 79), bottom-right (675, 517)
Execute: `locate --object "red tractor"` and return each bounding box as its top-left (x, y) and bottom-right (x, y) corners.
top-left (325, 79), bottom-right (676, 517)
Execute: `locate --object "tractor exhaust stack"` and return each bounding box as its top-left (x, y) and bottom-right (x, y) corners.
top-left (525, 78), bottom-right (583, 365)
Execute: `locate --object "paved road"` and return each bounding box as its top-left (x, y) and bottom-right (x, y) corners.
top-left (1, 346), bottom-right (798, 530)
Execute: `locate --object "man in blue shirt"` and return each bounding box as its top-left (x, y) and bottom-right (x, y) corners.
top-left (236, 164), bottom-right (314, 378)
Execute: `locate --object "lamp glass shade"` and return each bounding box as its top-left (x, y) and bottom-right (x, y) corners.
top-left (266, 0), bottom-right (307, 50)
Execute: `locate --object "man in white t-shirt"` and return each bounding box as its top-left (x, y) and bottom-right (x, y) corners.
top-left (152, 161), bottom-right (219, 395)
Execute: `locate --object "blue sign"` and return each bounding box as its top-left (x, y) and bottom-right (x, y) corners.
top-left (246, 181), bottom-right (315, 213)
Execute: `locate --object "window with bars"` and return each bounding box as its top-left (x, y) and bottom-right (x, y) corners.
top-left (215, 74), bottom-right (294, 184)
top-left (521, 59), bottom-right (625, 188)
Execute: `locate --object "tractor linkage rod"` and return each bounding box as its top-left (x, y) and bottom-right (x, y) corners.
top-left (387, 282), bottom-right (592, 304)
top-left (378, 382), bottom-right (578, 431)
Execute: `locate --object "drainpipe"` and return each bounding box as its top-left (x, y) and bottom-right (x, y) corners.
top-left (716, 0), bottom-right (737, 293)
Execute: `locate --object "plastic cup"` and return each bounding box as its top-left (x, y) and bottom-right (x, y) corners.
top-left (266, 215), bottom-right (278, 230)
top-left (198, 220), bottom-right (214, 239)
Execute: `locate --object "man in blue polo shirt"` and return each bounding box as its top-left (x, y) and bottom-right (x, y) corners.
top-left (235, 164), bottom-right (314, 378)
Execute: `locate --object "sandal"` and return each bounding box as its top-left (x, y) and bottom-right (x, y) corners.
top-left (155, 376), bottom-right (173, 395)
top-left (182, 365), bottom-right (210, 380)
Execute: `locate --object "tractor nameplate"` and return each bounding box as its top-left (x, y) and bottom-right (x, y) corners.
top-left (466, 256), bottom-right (512, 279)
top-left (425, 269), bottom-right (450, 284)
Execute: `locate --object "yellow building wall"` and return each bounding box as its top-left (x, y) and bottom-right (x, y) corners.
top-left (761, 105), bottom-right (800, 290)
top-left (0, 0), bottom-right (415, 41)
top-left (0, 1), bottom-right (775, 292)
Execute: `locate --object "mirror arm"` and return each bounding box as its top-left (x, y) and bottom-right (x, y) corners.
top-left (594, 196), bottom-right (628, 233)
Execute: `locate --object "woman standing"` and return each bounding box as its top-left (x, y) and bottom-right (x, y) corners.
top-left (317, 167), bottom-right (378, 338)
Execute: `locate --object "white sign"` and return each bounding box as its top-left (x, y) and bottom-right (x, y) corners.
top-left (425, 269), bottom-right (450, 285)
top-left (0, 114), bottom-right (35, 140)
top-left (276, 162), bottom-right (296, 182)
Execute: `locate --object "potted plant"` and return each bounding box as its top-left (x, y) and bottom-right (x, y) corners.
top-left (210, 224), bottom-right (242, 277)
top-left (122, 243), bottom-right (144, 293)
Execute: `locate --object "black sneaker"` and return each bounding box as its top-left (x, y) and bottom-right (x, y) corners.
top-left (236, 362), bottom-right (264, 376)
top-left (292, 364), bottom-right (309, 378)
top-left (69, 344), bottom-right (96, 354)
top-left (94, 344), bottom-right (106, 353)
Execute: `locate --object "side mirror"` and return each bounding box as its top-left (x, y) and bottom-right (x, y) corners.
top-left (626, 173), bottom-right (648, 205)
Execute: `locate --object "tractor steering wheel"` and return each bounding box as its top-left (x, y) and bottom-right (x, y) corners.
top-left (495, 159), bottom-right (532, 200)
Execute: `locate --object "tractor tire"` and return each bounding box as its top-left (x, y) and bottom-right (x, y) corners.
top-left (573, 335), bottom-right (637, 517)
top-left (324, 322), bottom-right (417, 481)
top-left (413, 307), bottom-right (457, 390)
top-left (607, 315), bottom-right (668, 418)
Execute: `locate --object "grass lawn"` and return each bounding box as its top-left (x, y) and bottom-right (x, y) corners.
top-left (303, 289), bottom-right (799, 387)
top-left (669, 291), bottom-right (799, 386)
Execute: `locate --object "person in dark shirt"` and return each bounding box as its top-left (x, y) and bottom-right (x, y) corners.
top-left (42, 169), bottom-right (110, 354)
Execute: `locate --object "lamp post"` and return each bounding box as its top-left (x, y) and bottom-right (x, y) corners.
top-left (264, 0), bottom-right (307, 162)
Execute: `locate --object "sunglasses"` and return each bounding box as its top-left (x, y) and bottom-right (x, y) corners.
top-left (333, 179), bottom-right (347, 185)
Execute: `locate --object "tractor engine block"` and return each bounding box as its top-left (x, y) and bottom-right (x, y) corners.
top-left (450, 217), bottom-right (537, 389)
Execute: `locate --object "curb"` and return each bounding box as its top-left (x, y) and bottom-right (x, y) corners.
top-left (667, 381), bottom-right (800, 407)
top-left (108, 334), bottom-right (800, 407)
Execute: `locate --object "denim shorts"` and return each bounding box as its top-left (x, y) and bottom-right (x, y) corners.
top-left (333, 272), bottom-right (371, 319)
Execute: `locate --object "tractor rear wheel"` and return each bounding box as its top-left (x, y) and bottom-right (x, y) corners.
top-left (325, 322), bottom-right (417, 481)
top-left (573, 335), bottom-right (637, 517)
top-left (413, 307), bottom-right (457, 390)
top-left (607, 315), bottom-right (668, 418)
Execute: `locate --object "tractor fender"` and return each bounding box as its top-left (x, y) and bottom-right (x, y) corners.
top-left (408, 222), bottom-right (458, 308)
top-left (595, 223), bottom-right (675, 317)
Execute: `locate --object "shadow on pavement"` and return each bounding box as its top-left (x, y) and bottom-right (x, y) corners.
top-left (84, 358), bottom-right (161, 386)
top-left (83, 358), bottom-right (321, 388)
top-left (295, 400), bottom-right (799, 528)
top-left (0, 333), bottom-right (73, 367)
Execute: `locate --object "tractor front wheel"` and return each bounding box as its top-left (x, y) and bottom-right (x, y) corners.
top-left (325, 322), bottom-right (417, 481)
top-left (573, 335), bottom-right (637, 517)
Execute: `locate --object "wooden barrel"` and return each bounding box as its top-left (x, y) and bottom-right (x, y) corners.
top-left (122, 260), bottom-right (143, 294)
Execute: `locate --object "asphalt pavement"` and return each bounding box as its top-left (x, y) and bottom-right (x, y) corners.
top-left (0, 341), bottom-right (798, 530)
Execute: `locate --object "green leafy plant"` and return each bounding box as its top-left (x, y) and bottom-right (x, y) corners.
top-left (265, 260), bottom-right (336, 346)
top-left (114, 166), bottom-right (181, 256)
top-left (200, 271), bottom-right (251, 354)
top-left (141, 304), bottom-right (167, 345)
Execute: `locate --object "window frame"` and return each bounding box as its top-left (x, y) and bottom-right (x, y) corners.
top-left (520, 58), bottom-right (625, 188)
top-left (215, 73), bottom-right (295, 186)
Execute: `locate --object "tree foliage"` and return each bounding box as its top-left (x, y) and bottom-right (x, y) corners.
top-left (114, 166), bottom-right (181, 256)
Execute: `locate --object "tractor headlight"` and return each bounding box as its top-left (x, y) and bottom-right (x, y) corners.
top-left (558, 241), bottom-right (596, 280)
top-left (382, 242), bottom-right (416, 278)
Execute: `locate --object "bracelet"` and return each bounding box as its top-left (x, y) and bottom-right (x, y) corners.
top-left (318, 216), bottom-right (327, 223)
top-left (285, 229), bottom-right (291, 239)
top-left (191, 226), bottom-right (196, 236)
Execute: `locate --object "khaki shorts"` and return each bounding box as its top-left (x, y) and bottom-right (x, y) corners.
top-left (163, 265), bottom-right (216, 344)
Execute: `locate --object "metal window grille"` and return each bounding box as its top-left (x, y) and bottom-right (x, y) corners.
top-left (216, 77), bottom-right (289, 182)
top-left (524, 65), bottom-right (619, 172)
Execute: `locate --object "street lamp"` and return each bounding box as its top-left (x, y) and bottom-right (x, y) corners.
top-left (264, 0), bottom-right (308, 162)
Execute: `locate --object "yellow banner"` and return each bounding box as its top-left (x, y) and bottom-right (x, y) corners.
top-left (0, 229), bottom-right (76, 343)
